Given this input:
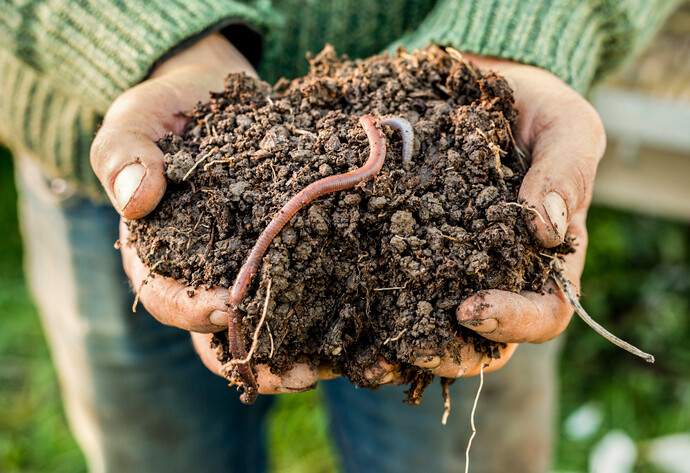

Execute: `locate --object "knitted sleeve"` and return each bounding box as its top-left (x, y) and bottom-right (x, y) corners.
top-left (394, 0), bottom-right (681, 93)
top-left (0, 0), bottom-right (279, 112)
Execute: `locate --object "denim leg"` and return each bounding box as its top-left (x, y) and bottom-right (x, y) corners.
top-left (322, 341), bottom-right (561, 473)
top-left (15, 155), bottom-right (273, 473)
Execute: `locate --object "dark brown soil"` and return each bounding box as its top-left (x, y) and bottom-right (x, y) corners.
top-left (127, 46), bottom-right (573, 403)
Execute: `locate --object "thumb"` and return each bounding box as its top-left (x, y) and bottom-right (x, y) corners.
top-left (90, 35), bottom-right (255, 219)
top-left (518, 96), bottom-right (606, 247)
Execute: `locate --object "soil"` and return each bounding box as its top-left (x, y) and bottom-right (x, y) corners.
top-left (127, 46), bottom-right (573, 404)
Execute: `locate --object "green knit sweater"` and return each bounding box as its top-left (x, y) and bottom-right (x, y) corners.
top-left (0, 0), bottom-right (679, 200)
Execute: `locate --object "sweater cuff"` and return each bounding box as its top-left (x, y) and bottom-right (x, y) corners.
top-left (393, 0), bottom-right (678, 94)
top-left (15, 1), bottom-right (278, 111)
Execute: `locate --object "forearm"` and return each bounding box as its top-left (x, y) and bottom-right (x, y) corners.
top-left (0, 0), bottom-right (277, 112)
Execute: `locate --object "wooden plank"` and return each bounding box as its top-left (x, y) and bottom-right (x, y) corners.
top-left (593, 140), bottom-right (690, 221)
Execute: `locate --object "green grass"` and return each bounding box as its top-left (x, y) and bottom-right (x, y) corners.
top-left (0, 149), bottom-right (338, 473)
top-left (556, 206), bottom-right (690, 472)
top-left (0, 149), bottom-right (87, 472)
top-left (1, 148), bottom-right (688, 472)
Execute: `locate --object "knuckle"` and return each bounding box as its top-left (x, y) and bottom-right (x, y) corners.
top-left (581, 101), bottom-right (606, 143)
top-left (171, 284), bottom-right (207, 323)
top-left (571, 158), bottom-right (596, 208)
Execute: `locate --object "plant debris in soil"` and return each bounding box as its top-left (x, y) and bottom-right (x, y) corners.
top-left (126, 45), bottom-right (574, 404)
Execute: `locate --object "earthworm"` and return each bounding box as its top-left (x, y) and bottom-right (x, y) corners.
top-left (380, 116), bottom-right (414, 169)
top-left (225, 114), bottom-right (413, 404)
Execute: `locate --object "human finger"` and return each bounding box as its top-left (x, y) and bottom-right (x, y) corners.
top-left (191, 333), bottom-right (319, 394)
top-left (363, 358), bottom-right (406, 385)
top-left (412, 342), bottom-right (517, 378)
top-left (456, 211), bottom-right (588, 343)
top-left (517, 94), bottom-right (604, 246)
top-left (464, 55), bottom-right (605, 247)
top-left (317, 363), bottom-right (341, 380)
top-left (120, 220), bottom-right (229, 332)
top-left (91, 35), bottom-right (256, 219)
top-left (255, 361), bottom-right (319, 394)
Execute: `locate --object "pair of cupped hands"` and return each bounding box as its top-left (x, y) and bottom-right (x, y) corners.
top-left (91, 34), bottom-right (605, 394)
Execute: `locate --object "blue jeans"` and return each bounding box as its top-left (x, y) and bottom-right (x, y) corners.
top-left (16, 154), bottom-right (560, 473)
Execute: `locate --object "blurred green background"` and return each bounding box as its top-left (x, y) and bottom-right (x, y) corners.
top-left (1, 137), bottom-right (688, 472)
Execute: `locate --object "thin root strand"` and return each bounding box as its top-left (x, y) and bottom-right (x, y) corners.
top-left (506, 202), bottom-right (548, 227)
top-left (441, 377), bottom-right (453, 425)
top-left (383, 328), bottom-right (407, 346)
top-left (551, 259), bottom-right (655, 363)
top-left (464, 357), bottom-right (486, 473)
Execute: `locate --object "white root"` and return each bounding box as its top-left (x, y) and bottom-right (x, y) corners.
top-left (441, 378), bottom-right (452, 425)
top-left (464, 357), bottom-right (486, 473)
top-left (182, 153), bottom-right (210, 181)
top-left (266, 322), bottom-right (275, 358)
top-left (551, 259), bottom-right (655, 363)
top-left (383, 328), bottom-right (407, 346)
top-left (505, 202), bottom-right (548, 227)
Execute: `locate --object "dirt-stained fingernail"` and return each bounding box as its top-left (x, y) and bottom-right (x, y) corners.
top-left (278, 382), bottom-right (318, 393)
top-left (414, 355), bottom-right (442, 369)
top-left (209, 310), bottom-right (227, 326)
top-left (378, 371), bottom-right (396, 384)
top-left (543, 191), bottom-right (567, 241)
top-left (364, 364), bottom-right (389, 382)
top-left (114, 163), bottom-right (146, 212)
top-left (459, 318), bottom-right (498, 334)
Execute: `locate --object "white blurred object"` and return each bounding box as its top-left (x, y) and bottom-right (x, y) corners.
top-left (565, 402), bottom-right (604, 441)
top-left (590, 430), bottom-right (637, 473)
top-left (647, 434), bottom-right (690, 473)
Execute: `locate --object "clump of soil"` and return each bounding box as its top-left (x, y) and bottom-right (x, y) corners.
top-left (128, 46), bottom-right (573, 403)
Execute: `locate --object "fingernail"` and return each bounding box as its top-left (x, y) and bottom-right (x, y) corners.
top-left (543, 192), bottom-right (567, 241)
top-left (209, 310), bottom-right (227, 326)
top-left (277, 382), bottom-right (317, 393)
top-left (378, 371), bottom-right (395, 384)
top-left (415, 355), bottom-right (442, 369)
top-left (364, 365), bottom-right (391, 383)
top-left (114, 163), bottom-right (146, 212)
top-left (459, 318), bottom-right (498, 334)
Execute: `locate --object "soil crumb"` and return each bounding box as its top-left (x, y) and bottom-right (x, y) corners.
top-left (127, 46), bottom-right (573, 403)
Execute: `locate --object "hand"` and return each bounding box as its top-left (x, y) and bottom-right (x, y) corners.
top-left (365, 54), bottom-right (605, 384)
top-left (94, 34), bottom-right (319, 394)
top-left (454, 55), bottom-right (604, 345)
top-left (91, 33), bottom-right (256, 219)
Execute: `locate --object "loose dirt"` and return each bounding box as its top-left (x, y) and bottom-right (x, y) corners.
top-left (127, 46), bottom-right (573, 403)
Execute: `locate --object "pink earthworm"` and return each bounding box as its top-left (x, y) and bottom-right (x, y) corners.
top-left (226, 114), bottom-right (413, 404)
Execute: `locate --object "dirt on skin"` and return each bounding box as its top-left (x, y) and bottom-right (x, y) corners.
top-left (127, 46), bottom-right (573, 404)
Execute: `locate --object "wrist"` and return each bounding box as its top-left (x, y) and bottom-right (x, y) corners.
top-left (151, 33), bottom-right (257, 80)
